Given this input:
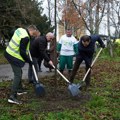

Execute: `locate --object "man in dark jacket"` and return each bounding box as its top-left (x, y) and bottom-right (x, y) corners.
top-left (69, 35), bottom-right (105, 89)
top-left (4, 25), bottom-right (39, 105)
top-left (28, 32), bottom-right (54, 83)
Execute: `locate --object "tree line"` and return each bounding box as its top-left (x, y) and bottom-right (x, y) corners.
top-left (0, 0), bottom-right (54, 48)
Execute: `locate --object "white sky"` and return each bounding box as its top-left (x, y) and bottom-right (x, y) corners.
top-left (40, 0), bottom-right (116, 36)
top-left (41, 0), bottom-right (48, 15)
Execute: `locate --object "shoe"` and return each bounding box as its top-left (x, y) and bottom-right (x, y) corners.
top-left (39, 68), bottom-right (42, 72)
top-left (17, 91), bottom-right (27, 95)
top-left (29, 80), bottom-right (34, 84)
top-left (8, 96), bottom-right (22, 105)
top-left (17, 89), bottom-right (27, 95)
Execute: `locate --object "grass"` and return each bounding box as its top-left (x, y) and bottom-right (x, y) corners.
top-left (0, 47), bottom-right (8, 64)
top-left (0, 48), bottom-right (120, 120)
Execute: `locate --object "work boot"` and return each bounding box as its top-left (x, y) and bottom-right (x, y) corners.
top-left (39, 68), bottom-right (42, 72)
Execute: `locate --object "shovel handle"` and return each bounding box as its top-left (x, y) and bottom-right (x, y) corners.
top-left (52, 65), bottom-right (71, 84)
top-left (28, 51), bottom-right (39, 83)
top-left (82, 48), bottom-right (103, 82)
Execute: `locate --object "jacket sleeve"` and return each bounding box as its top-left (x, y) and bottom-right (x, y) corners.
top-left (96, 35), bottom-right (105, 48)
top-left (39, 39), bottom-right (50, 62)
top-left (73, 43), bottom-right (78, 55)
top-left (20, 37), bottom-right (31, 63)
top-left (57, 43), bottom-right (61, 52)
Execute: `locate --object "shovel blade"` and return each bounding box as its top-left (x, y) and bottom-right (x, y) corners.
top-left (68, 83), bottom-right (80, 96)
top-left (76, 82), bottom-right (86, 90)
top-left (35, 83), bottom-right (45, 97)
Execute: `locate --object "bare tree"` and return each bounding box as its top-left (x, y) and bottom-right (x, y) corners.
top-left (109, 0), bottom-right (120, 38)
top-left (71, 0), bottom-right (107, 34)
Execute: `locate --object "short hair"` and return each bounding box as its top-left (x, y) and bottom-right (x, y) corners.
top-left (66, 28), bottom-right (72, 31)
top-left (46, 32), bottom-right (54, 38)
top-left (81, 35), bottom-right (90, 42)
top-left (27, 25), bottom-right (38, 31)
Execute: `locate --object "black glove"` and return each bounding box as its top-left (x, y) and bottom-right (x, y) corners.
top-left (29, 60), bottom-right (34, 66)
top-left (101, 44), bottom-right (105, 48)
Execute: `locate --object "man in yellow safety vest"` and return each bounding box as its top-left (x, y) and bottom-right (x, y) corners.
top-left (4, 25), bottom-right (39, 105)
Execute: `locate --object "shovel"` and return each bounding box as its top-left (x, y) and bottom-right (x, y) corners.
top-left (52, 65), bottom-right (80, 96)
top-left (77, 48), bottom-right (103, 89)
top-left (28, 51), bottom-right (45, 97)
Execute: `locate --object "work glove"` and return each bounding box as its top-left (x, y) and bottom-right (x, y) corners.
top-left (101, 44), bottom-right (105, 48)
top-left (29, 60), bottom-right (34, 66)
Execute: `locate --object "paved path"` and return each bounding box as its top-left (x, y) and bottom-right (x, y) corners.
top-left (0, 63), bottom-right (54, 82)
top-left (0, 62), bottom-right (85, 82)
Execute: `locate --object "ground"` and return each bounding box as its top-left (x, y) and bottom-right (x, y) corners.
top-left (0, 59), bottom-right (120, 119)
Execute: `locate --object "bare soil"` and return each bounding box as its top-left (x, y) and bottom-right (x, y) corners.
top-left (0, 60), bottom-right (120, 113)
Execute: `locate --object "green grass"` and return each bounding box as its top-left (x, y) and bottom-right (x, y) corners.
top-left (0, 48), bottom-right (8, 64)
top-left (0, 47), bottom-right (120, 120)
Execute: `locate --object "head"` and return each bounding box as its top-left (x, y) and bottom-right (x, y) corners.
top-left (27, 25), bottom-right (38, 37)
top-left (66, 29), bottom-right (72, 37)
top-left (81, 35), bottom-right (91, 47)
top-left (46, 32), bottom-right (54, 42)
top-left (34, 30), bottom-right (41, 37)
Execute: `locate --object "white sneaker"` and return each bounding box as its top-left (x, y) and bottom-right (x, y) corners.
top-left (8, 97), bottom-right (22, 105)
top-left (17, 91), bottom-right (27, 95)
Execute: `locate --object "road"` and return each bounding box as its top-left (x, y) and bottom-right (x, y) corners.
top-left (0, 62), bottom-right (85, 82)
top-left (0, 63), bottom-right (54, 82)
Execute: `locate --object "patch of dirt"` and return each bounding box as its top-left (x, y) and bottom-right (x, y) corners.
top-left (0, 60), bottom-right (119, 112)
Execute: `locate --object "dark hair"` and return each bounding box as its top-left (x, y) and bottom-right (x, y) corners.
top-left (66, 28), bottom-right (72, 31)
top-left (81, 35), bottom-right (90, 42)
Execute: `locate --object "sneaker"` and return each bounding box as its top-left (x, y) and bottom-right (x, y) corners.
top-left (17, 90), bottom-right (27, 95)
top-left (29, 80), bottom-right (35, 84)
top-left (8, 97), bottom-right (22, 105)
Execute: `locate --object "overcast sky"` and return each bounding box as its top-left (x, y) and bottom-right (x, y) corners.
top-left (41, 0), bottom-right (48, 15)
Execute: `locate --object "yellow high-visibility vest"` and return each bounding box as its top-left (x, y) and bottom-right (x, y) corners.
top-left (6, 28), bottom-right (30, 61)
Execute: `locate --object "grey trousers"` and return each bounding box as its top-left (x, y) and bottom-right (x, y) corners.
top-left (10, 63), bottom-right (23, 96)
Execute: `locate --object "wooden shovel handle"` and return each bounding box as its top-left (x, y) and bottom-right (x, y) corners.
top-left (52, 65), bottom-right (71, 84)
top-left (82, 48), bottom-right (103, 82)
top-left (28, 51), bottom-right (39, 83)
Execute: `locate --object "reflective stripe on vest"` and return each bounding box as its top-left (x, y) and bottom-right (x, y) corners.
top-left (6, 28), bottom-right (30, 61)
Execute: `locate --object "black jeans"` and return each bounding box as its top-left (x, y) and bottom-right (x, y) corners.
top-left (70, 56), bottom-right (92, 86)
top-left (37, 57), bottom-right (43, 71)
top-left (28, 57), bottom-right (38, 83)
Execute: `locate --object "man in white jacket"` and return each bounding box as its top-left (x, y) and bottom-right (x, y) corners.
top-left (57, 29), bottom-right (78, 77)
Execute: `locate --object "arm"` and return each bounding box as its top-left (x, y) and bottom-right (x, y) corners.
top-left (48, 41), bottom-right (55, 52)
top-left (57, 43), bottom-right (61, 52)
top-left (96, 35), bottom-right (105, 48)
top-left (73, 43), bottom-right (78, 55)
top-left (20, 37), bottom-right (31, 63)
top-left (39, 38), bottom-right (50, 62)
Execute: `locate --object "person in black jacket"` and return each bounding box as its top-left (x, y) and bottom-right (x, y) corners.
top-left (4, 25), bottom-right (39, 105)
top-left (28, 32), bottom-right (54, 84)
top-left (69, 35), bottom-right (105, 89)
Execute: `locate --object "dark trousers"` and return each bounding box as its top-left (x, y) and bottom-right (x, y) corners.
top-left (28, 57), bottom-right (38, 83)
top-left (10, 63), bottom-right (23, 96)
top-left (70, 56), bottom-right (92, 86)
top-left (37, 57), bottom-right (43, 71)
